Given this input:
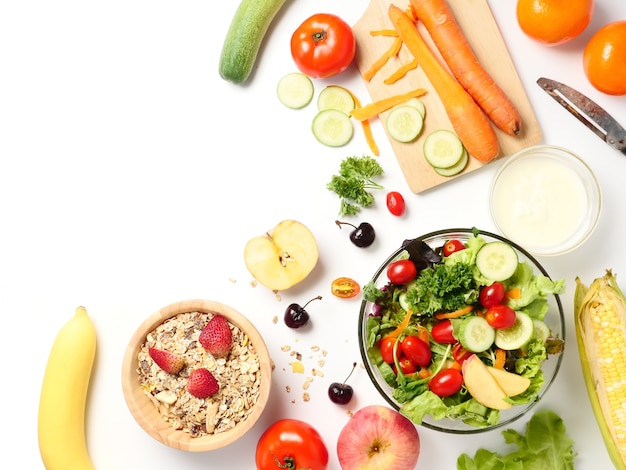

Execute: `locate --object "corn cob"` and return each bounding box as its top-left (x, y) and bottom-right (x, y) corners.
top-left (575, 270), bottom-right (626, 470)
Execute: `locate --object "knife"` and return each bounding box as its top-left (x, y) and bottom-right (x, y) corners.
top-left (537, 77), bottom-right (626, 155)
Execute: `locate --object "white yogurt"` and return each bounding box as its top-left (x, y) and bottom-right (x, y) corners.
top-left (491, 154), bottom-right (589, 254)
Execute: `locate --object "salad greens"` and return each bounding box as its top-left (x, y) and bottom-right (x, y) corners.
top-left (456, 409), bottom-right (576, 469)
top-left (363, 233), bottom-right (565, 428)
top-left (327, 155), bottom-right (384, 216)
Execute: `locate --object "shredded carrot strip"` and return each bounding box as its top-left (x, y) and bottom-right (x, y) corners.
top-left (494, 348), bottom-right (506, 369)
top-left (450, 361), bottom-right (463, 371)
top-left (505, 287), bottom-right (522, 300)
top-left (434, 305), bottom-right (474, 320)
top-left (384, 58), bottom-right (419, 85)
top-left (350, 88), bottom-right (428, 121)
top-left (363, 36), bottom-right (403, 81)
top-left (370, 29), bottom-right (399, 36)
top-left (385, 309), bottom-right (413, 339)
top-left (418, 367), bottom-right (432, 379)
top-left (417, 324), bottom-right (429, 344)
top-left (335, 86), bottom-right (379, 156)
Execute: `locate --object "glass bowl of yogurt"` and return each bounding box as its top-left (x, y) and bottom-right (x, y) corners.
top-left (489, 145), bottom-right (601, 256)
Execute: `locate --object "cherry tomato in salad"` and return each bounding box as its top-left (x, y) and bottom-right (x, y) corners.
top-left (386, 191), bottom-right (406, 216)
top-left (395, 356), bottom-right (418, 375)
top-left (290, 13), bottom-right (355, 79)
top-left (386, 259), bottom-right (417, 284)
top-left (400, 335), bottom-right (431, 367)
top-left (379, 336), bottom-right (400, 364)
top-left (479, 282), bottom-right (506, 308)
top-left (255, 419), bottom-right (329, 470)
top-left (485, 304), bottom-right (517, 329)
top-left (428, 368), bottom-right (463, 397)
top-left (452, 342), bottom-right (472, 365)
top-left (431, 319), bottom-right (456, 344)
top-left (443, 239), bottom-right (465, 257)
top-left (331, 277), bottom-right (360, 298)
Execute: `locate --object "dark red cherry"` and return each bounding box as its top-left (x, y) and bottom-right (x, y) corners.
top-left (329, 362), bottom-right (357, 404)
top-left (284, 295), bottom-right (322, 329)
top-left (335, 220), bottom-right (375, 248)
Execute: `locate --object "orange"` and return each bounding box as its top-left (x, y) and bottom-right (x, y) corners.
top-left (516, 0), bottom-right (594, 46)
top-left (583, 21), bottom-right (626, 96)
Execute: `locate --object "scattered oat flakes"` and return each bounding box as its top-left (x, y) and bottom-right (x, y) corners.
top-left (302, 393), bottom-right (310, 402)
top-left (281, 345), bottom-right (291, 352)
top-left (272, 316), bottom-right (278, 324)
top-left (312, 368), bottom-right (324, 377)
top-left (310, 345), bottom-right (320, 352)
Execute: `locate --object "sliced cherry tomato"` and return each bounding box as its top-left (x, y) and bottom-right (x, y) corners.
top-left (256, 419), bottom-right (329, 470)
top-left (452, 342), bottom-right (472, 364)
top-left (443, 239), bottom-right (465, 257)
top-left (386, 191), bottom-right (406, 216)
top-left (331, 277), bottom-right (360, 298)
top-left (290, 13), bottom-right (355, 79)
top-left (400, 335), bottom-right (431, 367)
top-left (386, 259), bottom-right (417, 285)
top-left (395, 355), bottom-right (418, 375)
top-left (379, 336), bottom-right (400, 364)
top-left (485, 304), bottom-right (517, 329)
top-left (431, 320), bottom-right (456, 344)
top-left (428, 368), bottom-right (463, 397)
top-left (479, 282), bottom-right (506, 308)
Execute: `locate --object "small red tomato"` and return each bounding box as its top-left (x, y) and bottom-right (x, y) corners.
top-left (485, 304), bottom-right (517, 329)
top-left (443, 239), bottom-right (465, 257)
top-left (395, 356), bottom-right (418, 375)
top-left (431, 320), bottom-right (456, 344)
top-left (386, 259), bottom-right (417, 284)
top-left (429, 368), bottom-right (463, 397)
top-left (400, 335), bottom-right (431, 367)
top-left (386, 191), bottom-right (406, 216)
top-left (479, 282), bottom-right (506, 308)
top-left (379, 336), bottom-right (400, 364)
top-left (331, 277), bottom-right (360, 298)
top-left (452, 342), bottom-right (472, 364)
top-left (290, 13), bottom-right (355, 79)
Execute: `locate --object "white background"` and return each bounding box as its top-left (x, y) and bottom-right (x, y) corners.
top-left (2, 0), bottom-right (626, 468)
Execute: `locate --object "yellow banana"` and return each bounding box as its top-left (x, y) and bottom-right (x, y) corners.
top-left (38, 306), bottom-right (96, 470)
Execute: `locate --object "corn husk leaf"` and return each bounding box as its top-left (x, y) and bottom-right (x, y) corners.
top-left (575, 270), bottom-right (626, 470)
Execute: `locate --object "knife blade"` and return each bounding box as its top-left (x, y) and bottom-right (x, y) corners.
top-left (537, 77), bottom-right (626, 155)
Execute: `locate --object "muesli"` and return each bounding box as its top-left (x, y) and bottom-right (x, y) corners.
top-left (136, 311), bottom-right (262, 437)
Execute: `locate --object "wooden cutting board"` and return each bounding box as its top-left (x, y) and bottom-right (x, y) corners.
top-left (353, 0), bottom-right (542, 193)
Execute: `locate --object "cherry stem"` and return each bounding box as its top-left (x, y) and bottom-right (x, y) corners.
top-left (303, 295), bottom-right (322, 309)
top-left (335, 220), bottom-right (356, 230)
top-left (342, 362), bottom-right (357, 384)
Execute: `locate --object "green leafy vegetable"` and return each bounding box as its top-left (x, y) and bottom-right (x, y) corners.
top-left (456, 409), bottom-right (576, 470)
top-left (327, 155), bottom-right (384, 216)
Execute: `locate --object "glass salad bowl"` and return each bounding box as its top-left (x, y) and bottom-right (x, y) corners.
top-left (358, 228), bottom-right (565, 434)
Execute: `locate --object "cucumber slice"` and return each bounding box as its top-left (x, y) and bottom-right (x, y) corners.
top-left (433, 148), bottom-right (468, 177)
top-left (277, 72), bottom-right (314, 109)
top-left (386, 105), bottom-right (424, 143)
top-left (423, 129), bottom-right (464, 169)
top-left (317, 86), bottom-right (355, 115)
top-left (312, 109), bottom-right (353, 147)
top-left (475, 241), bottom-right (519, 282)
top-left (404, 97), bottom-right (426, 118)
top-left (495, 312), bottom-right (534, 350)
top-left (532, 319), bottom-right (551, 343)
top-left (459, 316), bottom-right (495, 353)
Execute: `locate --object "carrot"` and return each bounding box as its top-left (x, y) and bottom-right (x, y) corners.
top-left (336, 86), bottom-right (379, 156)
top-left (385, 309), bottom-right (413, 339)
top-left (384, 58), bottom-right (419, 85)
top-left (410, 0), bottom-right (522, 136)
top-left (494, 348), bottom-right (506, 369)
top-left (416, 324), bottom-right (429, 344)
top-left (363, 36), bottom-right (403, 81)
top-left (388, 5), bottom-right (499, 163)
top-left (434, 305), bottom-right (473, 320)
top-left (370, 29), bottom-right (398, 37)
top-left (505, 287), bottom-right (522, 300)
top-left (350, 88), bottom-right (427, 121)
top-left (418, 367), bottom-right (432, 379)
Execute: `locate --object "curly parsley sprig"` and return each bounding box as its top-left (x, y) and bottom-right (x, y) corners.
top-left (327, 155), bottom-right (384, 216)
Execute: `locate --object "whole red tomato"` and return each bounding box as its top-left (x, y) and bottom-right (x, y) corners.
top-left (485, 304), bottom-right (517, 329)
top-left (256, 419), bottom-right (329, 470)
top-left (400, 335), bottom-right (431, 366)
top-left (379, 336), bottom-right (400, 364)
top-left (386, 191), bottom-right (406, 216)
top-left (443, 239), bottom-right (465, 257)
top-left (386, 259), bottom-right (417, 284)
top-left (291, 13), bottom-right (356, 79)
top-left (429, 368), bottom-right (463, 397)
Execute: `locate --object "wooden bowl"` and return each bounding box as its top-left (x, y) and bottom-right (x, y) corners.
top-left (122, 299), bottom-right (272, 451)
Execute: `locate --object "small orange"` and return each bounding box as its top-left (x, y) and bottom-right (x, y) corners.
top-left (516, 0), bottom-right (594, 46)
top-left (583, 21), bottom-right (626, 96)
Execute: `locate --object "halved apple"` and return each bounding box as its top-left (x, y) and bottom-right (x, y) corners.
top-left (244, 220), bottom-right (319, 291)
top-left (462, 354), bottom-right (512, 410)
top-left (487, 366), bottom-right (531, 397)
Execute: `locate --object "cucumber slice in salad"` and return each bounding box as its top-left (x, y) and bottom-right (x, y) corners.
top-left (532, 319), bottom-right (551, 343)
top-left (495, 312), bottom-right (534, 350)
top-left (459, 316), bottom-right (495, 353)
top-left (317, 86), bottom-right (355, 115)
top-left (312, 109), bottom-right (353, 147)
top-left (277, 72), bottom-right (314, 109)
top-left (385, 105), bottom-right (424, 142)
top-left (476, 241), bottom-right (519, 282)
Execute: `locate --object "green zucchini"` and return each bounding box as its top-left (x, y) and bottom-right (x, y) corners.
top-left (219, 0), bottom-right (288, 84)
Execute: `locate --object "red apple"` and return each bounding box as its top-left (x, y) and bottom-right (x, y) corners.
top-left (336, 405), bottom-right (420, 469)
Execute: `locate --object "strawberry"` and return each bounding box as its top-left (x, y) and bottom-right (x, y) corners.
top-left (148, 347), bottom-right (185, 374)
top-left (199, 314), bottom-right (232, 358)
top-left (187, 368), bottom-right (219, 398)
